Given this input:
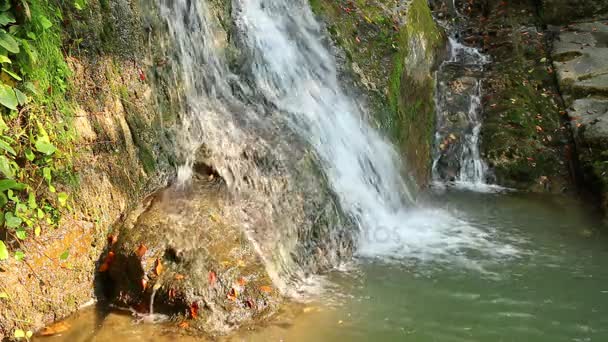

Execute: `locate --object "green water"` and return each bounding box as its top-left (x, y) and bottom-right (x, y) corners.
top-left (38, 190), bottom-right (608, 341)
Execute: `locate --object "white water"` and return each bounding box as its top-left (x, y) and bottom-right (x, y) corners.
top-left (432, 35), bottom-right (492, 189)
top-left (161, 0), bottom-right (518, 268)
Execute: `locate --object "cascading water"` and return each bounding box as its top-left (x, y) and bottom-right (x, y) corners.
top-left (160, 0), bottom-right (517, 270)
top-left (432, 5), bottom-right (491, 188)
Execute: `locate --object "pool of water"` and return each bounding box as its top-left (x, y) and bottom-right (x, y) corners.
top-left (37, 190), bottom-right (608, 341)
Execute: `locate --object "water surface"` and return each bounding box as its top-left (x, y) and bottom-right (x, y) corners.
top-left (38, 190), bottom-right (608, 341)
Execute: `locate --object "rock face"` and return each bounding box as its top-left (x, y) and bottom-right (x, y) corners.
top-left (310, 0), bottom-right (446, 188)
top-left (541, 0), bottom-right (608, 25)
top-left (102, 171), bottom-right (280, 335)
top-left (0, 0), bottom-right (180, 338)
top-left (438, 0), bottom-right (573, 191)
top-left (551, 20), bottom-right (608, 211)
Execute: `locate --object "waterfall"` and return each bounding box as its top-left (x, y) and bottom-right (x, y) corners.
top-left (432, 16), bottom-right (491, 188)
top-left (158, 0), bottom-right (516, 268)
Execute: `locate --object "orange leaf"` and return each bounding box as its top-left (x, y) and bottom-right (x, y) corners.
top-left (174, 274), bottom-right (185, 280)
top-left (155, 259), bottom-right (163, 276)
top-left (136, 244), bottom-right (147, 258)
top-left (178, 321), bottom-right (189, 329)
top-left (227, 288), bottom-right (239, 301)
top-left (98, 263), bottom-right (109, 273)
top-left (259, 285), bottom-right (272, 293)
top-left (208, 271), bottom-right (217, 285)
top-left (237, 277), bottom-right (247, 286)
top-left (189, 302), bottom-right (199, 319)
top-left (40, 322), bottom-right (70, 336)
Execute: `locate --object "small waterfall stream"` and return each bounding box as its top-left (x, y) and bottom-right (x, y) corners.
top-left (432, 4), bottom-right (491, 188)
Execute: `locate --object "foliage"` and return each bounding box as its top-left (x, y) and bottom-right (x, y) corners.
top-left (0, 0), bottom-right (80, 264)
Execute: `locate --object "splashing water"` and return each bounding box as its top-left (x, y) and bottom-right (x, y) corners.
top-left (160, 0), bottom-right (519, 269)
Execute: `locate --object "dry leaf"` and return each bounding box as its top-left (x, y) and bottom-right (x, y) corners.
top-left (155, 259), bottom-right (163, 276)
top-left (259, 285), bottom-right (272, 293)
top-left (39, 322), bottom-right (70, 336)
top-left (190, 302), bottom-right (199, 319)
top-left (136, 244), bottom-right (147, 258)
top-left (209, 271), bottom-right (217, 285)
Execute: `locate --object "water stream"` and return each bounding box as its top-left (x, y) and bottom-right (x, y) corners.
top-left (30, 0), bottom-right (608, 340)
top-left (432, 4), bottom-right (491, 188)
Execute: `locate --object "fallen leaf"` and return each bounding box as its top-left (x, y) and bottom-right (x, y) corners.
top-left (154, 259), bottom-right (163, 276)
top-left (174, 273), bottom-right (186, 280)
top-left (178, 321), bottom-right (189, 329)
top-left (259, 285), bottom-right (272, 293)
top-left (227, 287), bottom-right (239, 301)
top-left (98, 251), bottom-right (115, 272)
top-left (135, 244), bottom-right (147, 258)
top-left (237, 259), bottom-right (246, 267)
top-left (208, 271), bottom-right (217, 285)
top-left (39, 322), bottom-right (70, 336)
top-left (237, 277), bottom-right (247, 286)
top-left (190, 302), bottom-right (199, 319)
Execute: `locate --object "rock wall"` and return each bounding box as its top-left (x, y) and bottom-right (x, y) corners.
top-left (541, 0), bottom-right (608, 25)
top-left (439, 0), bottom-right (574, 192)
top-left (0, 0), bottom-right (179, 338)
top-left (310, 0), bottom-right (445, 188)
top-left (551, 20), bottom-right (608, 212)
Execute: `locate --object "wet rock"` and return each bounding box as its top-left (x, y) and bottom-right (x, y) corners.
top-left (102, 173), bottom-right (280, 335)
top-left (551, 21), bottom-right (608, 101)
top-left (552, 20), bottom-right (608, 212)
top-left (541, 0), bottom-right (608, 25)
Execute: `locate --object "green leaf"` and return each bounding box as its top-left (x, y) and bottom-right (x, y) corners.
top-left (42, 167), bottom-right (51, 183)
top-left (24, 148), bottom-right (34, 161)
top-left (38, 15), bottom-right (52, 30)
top-left (0, 1), bottom-right (10, 12)
top-left (5, 212), bottom-right (21, 228)
top-left (15, 228), bottom-right (25, 239)
top-left (0, 31), bottom-right (19, 54)
top-left (57, 192), bottom-right (68, 206)
top-left (0, 12), bottom-right (15, 26)
top-left (0, 179), bottom-right (25, 191)
top-left (0, 115), bottom-right (7, 133)
top-left (0, 192), bottom-right (7, 207)
top-left (26, 31), bottom-right (36, 40)
top-left (0, 138), bottom-right (15, 155)
top-left (14, 250), bottom-right (24, 260)
top-left (24, 82), bottom-right (38, 94)
top-left (3, 68), bottom-right (21, 81)
top-left (59, 250), bottom-right (69, 260)
top-left (28, 192), bottom-right (37, 208)
top-left (14, 88), bottom-right (27, 105)
top-left (0, 84), bottom-right (17, 110)
top-left (0, 54), bottom-right (11, 64)
top-left (0, 240), bottom-right (7, 260)
top-left (14, 329), bottom-right (25, 338)
top-left (0, 155), bottom-right (13, 178)
top-left (35, 140), bottom-right (57, 155)
top-left (0, 291), bottom-right (8, 299)
top-left (34, 225), bottom-right (40, 236)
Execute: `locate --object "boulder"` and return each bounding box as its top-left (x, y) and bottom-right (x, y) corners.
top-left (101, 171), bottom-right (281, 335)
